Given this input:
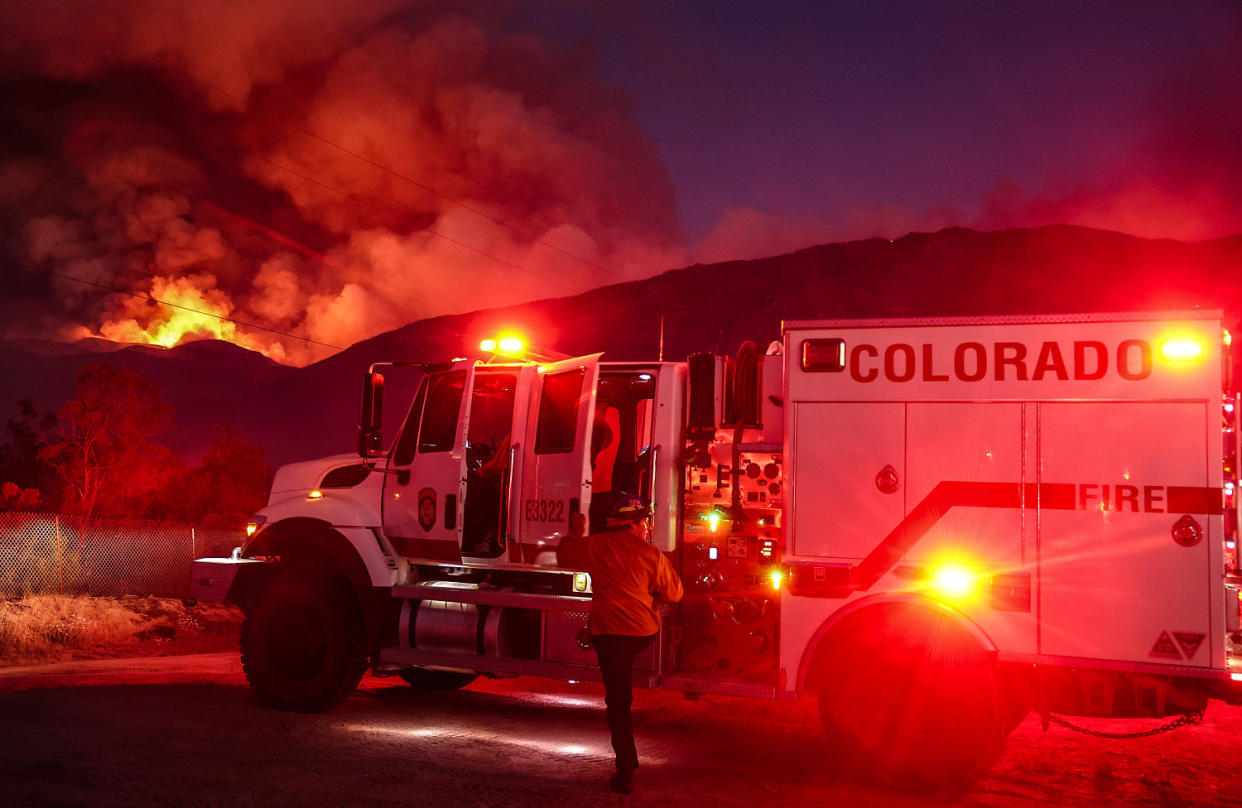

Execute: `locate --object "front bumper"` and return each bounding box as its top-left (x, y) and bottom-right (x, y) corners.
top-left (190, 556), bottom-right (274, 602)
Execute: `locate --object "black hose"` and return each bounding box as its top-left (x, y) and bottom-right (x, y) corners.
top-left (730, 341), bottom-right (759, 526)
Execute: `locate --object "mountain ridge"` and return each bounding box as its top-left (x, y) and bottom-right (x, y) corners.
top-left (2, 225), bottom-right (1239, 466)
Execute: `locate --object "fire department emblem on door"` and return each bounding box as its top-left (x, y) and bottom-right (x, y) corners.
top-left (418, 488), bottom-right (436, 531)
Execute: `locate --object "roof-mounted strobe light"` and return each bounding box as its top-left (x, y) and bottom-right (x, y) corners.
top-left (479, 337), bottom-right (524, 354)
top-left (480, 334), bottom-right (527, 358)
top-left (479, 333), bottom-right (572, 362)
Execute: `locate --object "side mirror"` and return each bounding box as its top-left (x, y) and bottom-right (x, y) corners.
top-left (358, 370), bottom-right (385, 458)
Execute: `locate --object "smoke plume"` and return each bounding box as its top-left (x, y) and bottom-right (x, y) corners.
top-left (0, 1), bottom-right (684, 364)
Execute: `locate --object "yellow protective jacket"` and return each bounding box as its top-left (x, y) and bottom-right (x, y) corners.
top-left (557, 528), bottom-right (684, 637)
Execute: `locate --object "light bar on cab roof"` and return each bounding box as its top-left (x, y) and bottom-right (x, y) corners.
top-left (480, 334), bottom-right (526, 357)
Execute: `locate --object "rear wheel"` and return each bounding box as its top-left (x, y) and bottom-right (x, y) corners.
top-left (398, 668), bottom-right (478, 690)
top-left (240, 571), bottom-right (368, 712)
top-left (814, 606), bottom-right (1007, 790)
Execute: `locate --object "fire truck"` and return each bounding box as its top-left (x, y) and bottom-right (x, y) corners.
top-left (192, 310), bottom-right (1242, 783)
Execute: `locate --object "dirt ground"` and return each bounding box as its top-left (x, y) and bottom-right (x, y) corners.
top-left (1, 653), bottom-right (1239, 807)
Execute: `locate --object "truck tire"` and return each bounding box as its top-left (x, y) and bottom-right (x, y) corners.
top-left (398, 668), bottom-right (478, 690)
top-left (814, 606), bottom-right (1006, 790)
top-left (240, 571), bottom-right (368, 712)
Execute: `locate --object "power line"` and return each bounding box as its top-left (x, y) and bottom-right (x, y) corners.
top-left (11, 261), bottom-right (342, 350)
top-left (195, 78), bottom-right (625, 281)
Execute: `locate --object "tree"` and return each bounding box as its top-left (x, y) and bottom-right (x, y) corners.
top-left (161, 426), bottom-right (272, 528)
top-left (0, 481), bottom-right (41, 511)
top-left (39, 363), bottom-right (181, 521)
top-left (0, 398), bottom-right (58, 507)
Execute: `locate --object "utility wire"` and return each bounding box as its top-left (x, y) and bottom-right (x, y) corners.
top-left (195, 78), bottom-right (624, 281)
top-left (10, 260), bottom-right (343, 350)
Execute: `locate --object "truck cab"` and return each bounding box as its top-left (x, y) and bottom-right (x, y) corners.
top-left (375, 356), bottom-right (684, 569)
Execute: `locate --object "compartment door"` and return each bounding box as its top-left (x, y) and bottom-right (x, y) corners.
top-left (906, 403), bottom-right (1033, 654)
top-left (1039, 402), bottom-right (1213, 666)
top-left (791, 402), bottom-right (905, 560)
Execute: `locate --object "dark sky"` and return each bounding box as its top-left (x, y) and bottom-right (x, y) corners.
top-left (2, 1), bottom-right (1240, 362)
top-left (534, 1), bottom-right (1242, 253)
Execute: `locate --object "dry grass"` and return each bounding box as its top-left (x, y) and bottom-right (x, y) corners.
top-left (0, 594), bottom-right (242, 666)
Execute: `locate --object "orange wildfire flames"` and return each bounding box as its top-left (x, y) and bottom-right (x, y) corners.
top-left (95, 277), bottom-right (279, 360)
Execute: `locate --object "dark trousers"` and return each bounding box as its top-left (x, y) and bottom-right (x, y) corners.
top-left (591, 633), bottom-right (656, 771)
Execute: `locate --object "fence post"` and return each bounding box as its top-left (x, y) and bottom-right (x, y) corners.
top-left (191, 526), bottom-right (196, 562)
top-left (55, 513), bottom-right (63, 593)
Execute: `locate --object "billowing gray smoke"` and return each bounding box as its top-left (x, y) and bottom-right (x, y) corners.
top-left (0, 1), bottom-right (685, 364)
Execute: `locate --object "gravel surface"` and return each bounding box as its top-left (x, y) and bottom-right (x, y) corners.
top-left (1, 653), bottom-right (1240, 807)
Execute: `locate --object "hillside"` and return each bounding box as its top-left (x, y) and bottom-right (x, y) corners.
top-left (2, 226), bottom-right (1239, 466)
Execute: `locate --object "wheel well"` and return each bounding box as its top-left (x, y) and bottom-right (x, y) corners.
top-left (241, 517), bottom-right (398, 663)
top-left (800, 598), bottom-right (996, 693)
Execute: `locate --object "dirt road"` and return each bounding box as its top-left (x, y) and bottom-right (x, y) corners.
top-left (1, 653), bottom-right (1239, 807)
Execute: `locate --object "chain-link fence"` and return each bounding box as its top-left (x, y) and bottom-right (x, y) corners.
top-left (0, 512), bottom-right (242, 598)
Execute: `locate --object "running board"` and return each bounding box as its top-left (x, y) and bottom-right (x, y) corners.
top-left (391, 583), bottom-right (592, 611)
top-left (379, 646), bottom-right (659, 687)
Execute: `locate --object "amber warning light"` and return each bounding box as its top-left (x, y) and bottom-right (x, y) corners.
top-left (1159, 338), bottom-right (1205, 361)
top-left (801, 338), bottom-right (846, 372)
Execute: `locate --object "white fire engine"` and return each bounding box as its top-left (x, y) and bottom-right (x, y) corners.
top-left (193, 310), bottom-right (1241, 783)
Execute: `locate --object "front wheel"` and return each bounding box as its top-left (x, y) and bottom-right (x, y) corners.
top-left (240, 571), bottom-right (368, 712)
top-left (815, 606), bottom-right (1007, 789)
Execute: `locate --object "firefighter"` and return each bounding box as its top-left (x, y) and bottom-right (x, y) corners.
top-left (558, 493), bottom-right (684, 794)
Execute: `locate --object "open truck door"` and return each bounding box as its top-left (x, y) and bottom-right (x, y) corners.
top-left (514, 354), bottom-right (601, 565)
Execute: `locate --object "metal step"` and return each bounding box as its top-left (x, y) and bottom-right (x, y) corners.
top-left (379, 646), bottom-right (659, 687)
top-left (391, 582), bottom-right (592, 611)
